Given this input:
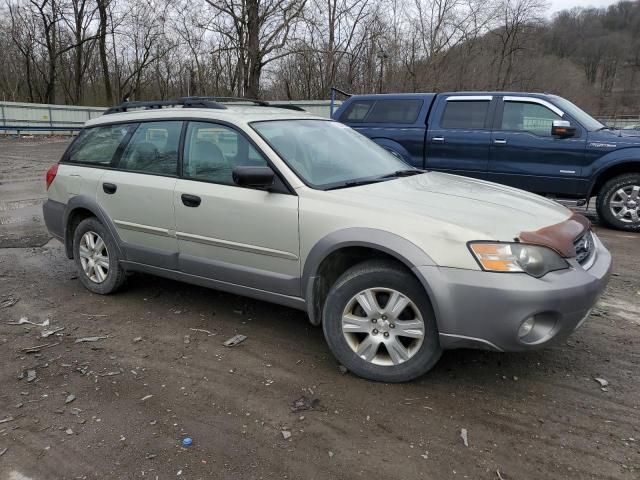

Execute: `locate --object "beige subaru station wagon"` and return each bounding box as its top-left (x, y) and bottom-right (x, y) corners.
top-left (43, 97), bottom-right (611, 382)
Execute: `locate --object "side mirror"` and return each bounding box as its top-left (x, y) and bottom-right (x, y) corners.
top-left (232, 166), bottom-right (275, 188)
top-left (552, 120), bottom-right (577, 137)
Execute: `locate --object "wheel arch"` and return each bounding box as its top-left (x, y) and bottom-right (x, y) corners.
top-left (302, 228), bottom-right (437, 326)
top-left (588, 159), bottom-right (640, 199)
top-left (63, 196), bottom-right (124, 260)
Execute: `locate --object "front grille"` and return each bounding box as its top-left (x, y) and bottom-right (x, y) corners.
top-left (574, 231), bottom-right (594, 265)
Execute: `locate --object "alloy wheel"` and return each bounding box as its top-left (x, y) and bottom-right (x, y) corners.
top-left (341, 287), bottom-right (425, 366)
top-left (609, 185), bottom-right (640, 224)
top-left (78, 231), bottom-right (109, 283)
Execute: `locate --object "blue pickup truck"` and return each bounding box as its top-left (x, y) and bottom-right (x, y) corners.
top-left (333, 92), bottom-right (640, 231)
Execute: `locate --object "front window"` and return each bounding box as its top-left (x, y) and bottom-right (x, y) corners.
top-left (251, 120), bottom-right (411, 189)
top-left (501, 102), bottom-right (561, 136)
top-left (550, 95), bottom-right (604, 131)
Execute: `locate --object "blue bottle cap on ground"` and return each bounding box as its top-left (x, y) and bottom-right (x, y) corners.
top-left (182, 437), bottom-right (193, 446)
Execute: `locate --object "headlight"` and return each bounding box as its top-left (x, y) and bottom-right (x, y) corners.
top-left (468, 242), bottom-right (569, 278)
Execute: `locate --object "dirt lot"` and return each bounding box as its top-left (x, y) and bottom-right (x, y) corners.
top-left (0, 137), bottom-right (639, 480)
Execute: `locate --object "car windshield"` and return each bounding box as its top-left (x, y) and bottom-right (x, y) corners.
top-left (550, 96), bottom-right (605, 131)
top-left (251, 119), bottom-right (411, 189)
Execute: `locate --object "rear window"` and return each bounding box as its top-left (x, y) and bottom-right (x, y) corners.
top-left (440, 100), bottom-right (490, 129)
top-left (340, 99), bottom-right (423, 124)
top-left (66, 124), bottom-right (132, 165)
top-left (117, 121), bottom-right (182, 175)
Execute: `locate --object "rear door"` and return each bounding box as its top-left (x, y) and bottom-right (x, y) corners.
top-left (425, 96), bottom-right (494, 179)
top-left (487, 96), bottom-right (587, 195)
top-left (338, 98), bottom-right (427, 167)
top-left (173, 121), bottom-right (300, 296)
top-left (96, 120), bottom-right (182, 269)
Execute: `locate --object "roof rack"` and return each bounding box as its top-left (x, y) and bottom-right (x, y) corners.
top-left (104, 97), bottom-right (227, 115)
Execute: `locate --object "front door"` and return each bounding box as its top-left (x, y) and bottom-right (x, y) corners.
top-left (487, 97), bottom-right (587, 196)
top-left (174, 121), bottom-right (300, 297)
top-left (97, 120), bottom-right (182, 269)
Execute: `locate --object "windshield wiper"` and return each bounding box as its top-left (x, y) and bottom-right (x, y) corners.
top-left (379, 169), bottom-right (426, 179)
top-left (325, 178), bottom-right (389, 190)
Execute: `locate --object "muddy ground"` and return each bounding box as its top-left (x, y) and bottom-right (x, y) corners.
top-left (0, 137), bottom-right (638, 480)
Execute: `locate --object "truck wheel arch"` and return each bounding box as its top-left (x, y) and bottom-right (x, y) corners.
top-left (589, 160), bottom-right (640, 199)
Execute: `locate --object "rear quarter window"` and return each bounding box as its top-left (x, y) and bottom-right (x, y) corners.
top-left (66, 124), bottom-right (132, 165)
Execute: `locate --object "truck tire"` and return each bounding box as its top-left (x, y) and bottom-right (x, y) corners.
top-left (596, 173), bottom-right (640, 232)
top-left (73, 217), bottom-right (126, 294)
top-left (322, 260), bottom-right (441, 382)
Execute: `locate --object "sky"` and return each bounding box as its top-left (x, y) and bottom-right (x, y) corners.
top-left (547, 0), bottom-right (622, 16)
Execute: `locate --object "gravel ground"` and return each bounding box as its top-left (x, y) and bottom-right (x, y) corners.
top-left (0, 137), bottom-right (638, 480)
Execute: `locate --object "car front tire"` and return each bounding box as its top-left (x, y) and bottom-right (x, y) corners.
top-left (322, 260), bottom-right (441, 382)
top-left (73, 217), bottom-right (126, 294)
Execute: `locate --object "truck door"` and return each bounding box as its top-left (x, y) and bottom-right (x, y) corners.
top-left (487, 96), bottom-right (587, 196)
top-left (425, 96), bottom-right (494, 179)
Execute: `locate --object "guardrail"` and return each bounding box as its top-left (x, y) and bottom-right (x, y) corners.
top-left (0, 125), bottom-right (82, 135)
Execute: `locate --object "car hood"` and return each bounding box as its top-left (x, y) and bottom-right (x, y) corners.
top-left (326, 172), bottom-right (573, 240)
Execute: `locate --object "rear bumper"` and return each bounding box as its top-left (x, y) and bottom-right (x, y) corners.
top-left (43, 199), bottom-right (65, 242)
top-left (414, 234), bottom-right (611, 351)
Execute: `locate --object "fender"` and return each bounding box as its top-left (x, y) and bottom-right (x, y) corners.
top-left (370, 137), bottom-right (412, 163)
top-left (63, 195), bottom-right (126, 260)
top-left (302, 228), bottom-right (437, 325)
top-left (585, 147), bottom-right (640, 197)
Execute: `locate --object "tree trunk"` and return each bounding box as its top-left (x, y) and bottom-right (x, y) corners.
top-left (97, 0), bottom-right (113, 104)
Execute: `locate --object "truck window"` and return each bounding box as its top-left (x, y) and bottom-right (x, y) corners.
top-left (365, 100), bottom-right (423, 123)
top-left (340, 101), bottom-right (375, 122)
top-left (501, 101), bottom-right (561, 136)
top-left (441, 101), bottom-right (489, 129)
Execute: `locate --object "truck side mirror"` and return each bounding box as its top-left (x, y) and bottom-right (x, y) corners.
top-left (551, 120), bottom-right (577, 137)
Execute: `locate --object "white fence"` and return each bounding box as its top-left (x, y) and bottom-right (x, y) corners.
top-left (0, 99), bottom-right (338, 135)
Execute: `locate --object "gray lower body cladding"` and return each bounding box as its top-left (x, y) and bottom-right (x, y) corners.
top-left (43, 199), bottom-right (65, 242)
top-left (415, 236), bottom-right (611, 352)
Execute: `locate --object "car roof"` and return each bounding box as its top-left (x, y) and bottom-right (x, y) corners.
top-left (85, 104), bottom-right (326, 127)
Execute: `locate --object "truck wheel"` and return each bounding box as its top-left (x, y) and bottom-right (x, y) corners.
top-left (322, 260), bottom-right (441, 382)
top-left (73, 217), bottom-right (126, 294)
top-left (596, 173), bottom-right (640, 231)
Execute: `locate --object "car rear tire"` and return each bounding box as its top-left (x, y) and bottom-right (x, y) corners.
top-left (73, 217), bottom-right (125, 294)
top-left (596, 173), bottom-right (640, 231)
top-left (322, 260), bottom-right (441, 382)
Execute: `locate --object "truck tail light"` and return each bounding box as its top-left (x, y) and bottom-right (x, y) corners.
top-left (45, 164), bottom-right (59, 190)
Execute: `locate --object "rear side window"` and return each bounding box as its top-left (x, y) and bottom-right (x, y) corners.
top-left (66, 124), bottom-right (131, 165)
top-left (340, 101), bottom-right (374, 122)
top-left (440, 101), bottom-right (490, 129)
top-left (118, 121), bottom-right (182, 175)
top-left (365, 100), bottom-right (423, 123)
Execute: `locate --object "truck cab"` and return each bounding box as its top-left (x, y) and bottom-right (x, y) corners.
top-left (334, 92), bottom-right (640, 231)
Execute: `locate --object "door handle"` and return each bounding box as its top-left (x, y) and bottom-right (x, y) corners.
top-left (432, 136), bottom-right (445, 143)
top-left (181, 194), bottom-right (201, 207)
top-left (493, 139), bottom-right (507, 145)
top-left (102, 183), bottom-right (117, 194)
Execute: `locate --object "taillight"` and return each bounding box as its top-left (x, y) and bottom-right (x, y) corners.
top-left (46, 164), bottom-right (59, 190)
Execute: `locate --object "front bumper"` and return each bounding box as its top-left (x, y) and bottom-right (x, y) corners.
top-left (414, 234), bottom-right (612, 352)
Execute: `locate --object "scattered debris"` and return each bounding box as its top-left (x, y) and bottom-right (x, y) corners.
top-left (291, 396), bottom-right (320, 412)
top-left (338, 365), bottom-right (348, 374)
top-left (26, 369), bottom-right (37, 383)
top-left (65, 394), bottom-right (76, 404)
top-left (0, 448), bottom-right (7, 457)
top-left (190, 328), bottom-right (215, 336)
top-left (223, 334), bottom-right (247, 347)
top-left (182, 437), bottom-right (193, 447)
top-left (75, 336), bottom-right (108, 343)
top-left (420, 452), bottom-right (428, 460)
top-left (0, 296), bottom-right (19, 308)
top-left (65, 428), bottom-right (74, 435)
top-left (281, 430), bottom-right (292, 440)
top-left (41, 327), bottom-right (65, 338)
top-left (497, 469), bottom-right (506, 480)
top-left (21, 342), bottom-right (60, 354)
top-left (133, 337), bottom-right (143, 343)
top-left (140, 395), bottom-right (154, 402)
top-left (183, 335), bottom-right (191, 344)
top-left (7, 317), bottom-right (49, 327)
top-left (460, 428), bottom-right (469, 447)
top-left (328, 451), bottom-right (334, 458)
top-left (0, 416), bottom-right (14, 424)
top-left (594, 378), bottom-right (609, 391)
